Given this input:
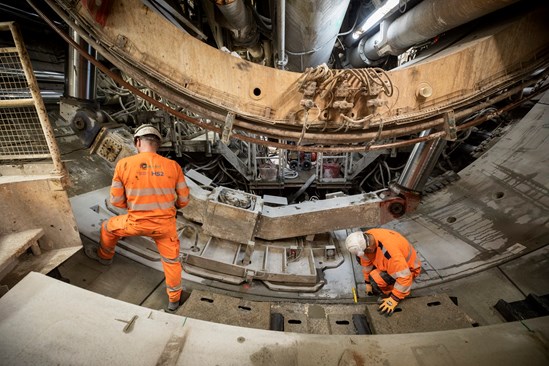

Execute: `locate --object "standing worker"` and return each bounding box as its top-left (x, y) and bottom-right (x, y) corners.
top-left (345, 228), bottom-right (421, 316)
top-left (85, 124), bottom-right (190, 312)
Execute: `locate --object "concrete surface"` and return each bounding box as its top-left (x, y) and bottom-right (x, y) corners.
top-left (0, 273), bottom-right (548, 366)
top-left (66, 93), bottom-right (549, 305)
top-left (500, 245), bottom-right (549, 297)
top-left (270, 302), bottom-right (371, 335)
top-left (388, 92), bottom-right (549, 287)
top-left (179, 289), bottom-right (271, 330)
top-left (413, 267), bottom-right (525, 325)
top-left (365, 294), bottom-right (477, 334)
top-left (57, 236), bottom-right (166, 306)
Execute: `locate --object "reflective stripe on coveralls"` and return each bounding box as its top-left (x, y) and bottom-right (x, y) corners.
top-left (99, 214), bottom-right (183, 302)
top-left (176, 181), bottom-right (190, 207)
top-left (98, 152), bottom-right (190, 303)
top-left (163, 253), bottom-right (183, 293)
top-left (362, 265), bottom-right (374, 279)
top-left (127, 201), bottom-right (175, 211)
top-left (109, 152), bottom-right (190, 217)
top-left (359, 228), bottom-right (421, 300)
top-left (98, 221), bottom-right (115, 255)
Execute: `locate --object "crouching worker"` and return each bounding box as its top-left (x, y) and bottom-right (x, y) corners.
top-left (85, 124), bottom-right (190, 312)
top-left (345, 228), bottom-right (421, 316)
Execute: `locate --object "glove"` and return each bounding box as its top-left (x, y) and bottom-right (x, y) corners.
top-left (365, 282), bottom-right (373, 296)
top-left (378, 295), bottom-right (399, 316)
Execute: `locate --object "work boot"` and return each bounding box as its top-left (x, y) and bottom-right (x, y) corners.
top-left (83, 244), bottom-right (113, 266)
top-left (166, 298), bottom-right (185, 313)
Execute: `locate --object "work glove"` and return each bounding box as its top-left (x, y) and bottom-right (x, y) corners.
top-left (378, 295), bottom-right (399, 316)
top-left (365, 282), bottom-right (373, 296)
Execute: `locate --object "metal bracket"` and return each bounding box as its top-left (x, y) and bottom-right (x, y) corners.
top-left (443, 110), bottom-right (457, 141)
top-left (242, 240), bottom-right (255, 266)
top-left (244, 269), bottom-right (256, 284)
top-left (375, 20), bottom-right (400, 57)
top-left (221, 111), bottom-right (235, 144)
top-left (324, 245), bottom-right (336, 260)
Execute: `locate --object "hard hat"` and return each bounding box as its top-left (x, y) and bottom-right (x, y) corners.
top-left (345, 231), bottom-right (370, 256)
top-left (134, 124), bottom-right (162, 141)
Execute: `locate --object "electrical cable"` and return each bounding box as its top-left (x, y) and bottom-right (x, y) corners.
top-left (283, 168), bottom-right (299, 179)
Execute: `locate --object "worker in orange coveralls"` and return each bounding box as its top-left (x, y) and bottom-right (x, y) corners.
top-left (85, 124), bottom-right (190, 312)
top-left (345, 228), bottom-right (421, 316)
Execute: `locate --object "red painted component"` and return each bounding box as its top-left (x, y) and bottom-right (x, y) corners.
top-left (322, 162), bottom-right (340, 178)
top-left (82, 0), bottom-right (114, 27)
top-left (298, 152), bottom-right (317, 162)
top-left (380, 196), bottom-right (406, 224)
top-left (379, 184), bottom-right (422, 224)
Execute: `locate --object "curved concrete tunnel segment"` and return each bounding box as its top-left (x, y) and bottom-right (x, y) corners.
top-left (0, 273), bottom-right (548, 365)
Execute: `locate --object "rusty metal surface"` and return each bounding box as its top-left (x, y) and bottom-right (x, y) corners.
top-left (256, 193), bottom-right (382, 240)
top-left (201, 187), bottom-right (262, 244)
top-left (181, 180), bottom-right (384, 240)
top-left (35, 0), bottom-right (549, 151)
top-left (72, 186), bottom-right (346, 288)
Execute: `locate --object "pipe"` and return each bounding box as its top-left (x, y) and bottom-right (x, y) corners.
top-left (216, 0), bottom-right (258, 46)
top-left (276, 0), bottom-right (287, 69)
top-left (350, 0), bottom-right (521, 66)
top-left (0, 67), bottom-right (64, 82)
top-left (86, 43), bottom-right (97, 100)
top-left (285, 0), bottom-right (351, 71)
top-left (66, 27), bottom-right (95, 99)
top-left (396, 129), bottom-right (447, 192)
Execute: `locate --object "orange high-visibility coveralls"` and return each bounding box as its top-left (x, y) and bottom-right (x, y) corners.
top-left (360, 228), bottom-right (421, 301)
top-left (99, 151), bottom-right (190, 302)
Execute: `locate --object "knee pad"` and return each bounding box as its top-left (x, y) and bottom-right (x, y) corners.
top-left (368, 274), bottom-right (383, 296)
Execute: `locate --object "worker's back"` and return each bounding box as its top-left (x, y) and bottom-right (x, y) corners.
top-left (367, 228), bottom-right (410, 251)
top-left (366, 228), bottom-right (421, 277)
top-left (111, 151), bottom-right (184, 220)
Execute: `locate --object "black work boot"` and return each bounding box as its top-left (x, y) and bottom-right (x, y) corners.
top-left (167, 298), bottom-right (184, 313)
top-left (83, 244), bottom-right (113, 266)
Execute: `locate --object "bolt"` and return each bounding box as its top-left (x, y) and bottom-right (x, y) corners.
top-left (389, 202), bottom-right (405, 217)
top-left (416, 84), bottom-right (433, 100)
top-left (73, 117), bottom-right (85, 130)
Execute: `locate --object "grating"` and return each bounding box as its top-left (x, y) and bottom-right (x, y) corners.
top-left (0, 106), bottom-right (50, 159)
top-left (0, 22), bottom-right (59, 166)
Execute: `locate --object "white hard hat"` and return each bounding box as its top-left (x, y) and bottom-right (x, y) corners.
top-left (345, 231), bottom-right (370, 256)
top-left (134, 124), bottom-right (162, 141)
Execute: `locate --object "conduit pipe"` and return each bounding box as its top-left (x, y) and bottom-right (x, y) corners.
top-left (350, 0), bottom-right (521, 67)
top-left (216, 0), bottom-right (258, 46)
top-left (276, 0), bottom-right (287, 69)
top-left (285, 0), bottom-right (350, 71)
top-left (396, 129), bottom-right (446, 192)
top-left (67, 27), bottom-right (96, 99)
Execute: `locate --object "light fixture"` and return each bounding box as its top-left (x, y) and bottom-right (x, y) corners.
top-left (352, 0), bottom-right (399, 40)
